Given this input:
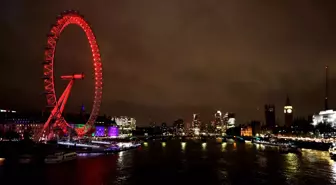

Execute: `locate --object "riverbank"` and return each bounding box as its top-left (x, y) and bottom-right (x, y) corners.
top-left (155, 136), bottom-right (332, 151)
top-left (274, 138), bottom-right (331, 151)
top-left (0, 140), bottom-right (141, 165)
top-left (248, 138), bottom-right (331, 151)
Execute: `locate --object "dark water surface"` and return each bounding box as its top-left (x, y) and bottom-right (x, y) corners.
top-left (1, 141), bottom-right (336, 185)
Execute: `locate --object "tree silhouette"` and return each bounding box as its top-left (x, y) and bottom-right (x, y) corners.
top-left (226, 126), bottom-right (240, 136)
top-left (315, 122), bottom-right (334, 135)
top-left (207, 124), bottom-right (215, 133)
top-left (4, 130), bottom-right (20, 140)
top-left (23, 130), bottom-right (32, 141)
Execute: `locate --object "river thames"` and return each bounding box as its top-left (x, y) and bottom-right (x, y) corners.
top-left (1, 140), bottom-right (336, 185)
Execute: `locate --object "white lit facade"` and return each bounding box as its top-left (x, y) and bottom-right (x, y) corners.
top-left (312, 110), bottom-right (336, 128)
top-left (224, 112), bottom-right (235, 129)
top-left (284, 106), bottom-right (293, 114)
top-left (214, 110), bottom-right (223, 132)
top-left (227, 118), bottom-right (235, 128)
top-left (112, 117), bottom-right (136, 137)
top-left (212, 111), bottom-right (235, 135)
top-left (192, 113), bottom-right (201, 136)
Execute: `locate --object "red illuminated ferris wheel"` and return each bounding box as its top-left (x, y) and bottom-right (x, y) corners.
top-left (40, 10), bottom-right (103, 139)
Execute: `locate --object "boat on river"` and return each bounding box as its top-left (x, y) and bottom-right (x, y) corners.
top-left (253, 138), bottom-right (301, 154)
top-left (18, 154), bottom-right (34, 164)
top-left (252, 138), bottom-right (280, 146)
top-left (216, 137), bottom-right (225, 143)
top-left (279, 144), bottom-right (301, 154)
top-left (329, 143), bottom-right (336, 158)
top-left (44, 152), bottom-right (77, 164)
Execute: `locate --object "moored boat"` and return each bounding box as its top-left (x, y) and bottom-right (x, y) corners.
top-left (18, 154), bottom-right (34, 164)
top-left (279, 144), bottom-right (301, 154)
top-left (279, 146), bottom-right (289, 154)
top-left (329, 143), bottom-right (336, 158)
top-left (216, 137), bottom-right (223, 143)
top-left (252, 139), bottom-right (279, 146)
top-left (44, 152), bottom-right (77, 164)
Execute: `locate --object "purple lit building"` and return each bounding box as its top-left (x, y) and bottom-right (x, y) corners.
top-left (92, 126), bottom-right (118, 137)
top-left (108, 126), bottom-right (119, 137)
top-left (95, 126), bottom-right (105, 137)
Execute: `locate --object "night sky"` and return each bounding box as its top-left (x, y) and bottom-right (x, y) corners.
top-left (1, 1), bottom-right (336, 126)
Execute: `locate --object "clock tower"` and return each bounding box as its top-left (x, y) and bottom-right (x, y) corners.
top-left (284, 95), bottom-right (293, 127)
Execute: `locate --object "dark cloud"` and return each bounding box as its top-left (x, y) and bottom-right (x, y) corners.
top-left (1, 0), bottom-right (336, 125)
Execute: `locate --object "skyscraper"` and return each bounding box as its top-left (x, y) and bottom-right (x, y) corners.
top-left (224, 112), bottom-right (235, 129)
top-left (265, 104), bottom-right (276, 128)
top-left (214, 110), bottom-right (224, 134)
top-left (284, 96), bottom-right (293, 127)
top-left (192, 113), bottom-right (200, 135)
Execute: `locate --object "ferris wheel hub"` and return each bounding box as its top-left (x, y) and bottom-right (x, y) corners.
top-left (61, 73), bottom-right (85, 80)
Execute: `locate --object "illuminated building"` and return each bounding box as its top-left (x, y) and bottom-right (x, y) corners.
top-left (312, 110), bottom-right (336, 127)
top-left (311, 66), bottom-right (336, 128)
top-left (108, 126), bottom-right (119, 137)
top-left (213, 110), bottom-right (235, 135)
top-left (112, 116), bottom-right (136, 137)
top-left (251, 120), bottom-right (261, 136)
top-left (0, 109), bottom-right (121, 139)
top-left (265, 104), bottom-right (276, 128)
top-left (161, 122), bottom-right (168, 135)
top-left (211, 110), bottom-right (236, 135)
top-left (214, 110), bottom-right (224, 134)
top-left (92, 125), bottom-right (119, 137)
top-left (94, 126), bottom-right (105, 137)
top-left (284, 96), bottom-right (293, 127)
top-left (241, 126), bottom-right (252, 137)
top-left (0, 110), bottom-right (44, 138)
top-left (68, 114), bottom-right (118, 137)
top-left (224, 112), bottom-right (235, 129)
top-left (192, 113), bottom-right (201, 135)
top-left (173, 119), bottom-right (185, 136)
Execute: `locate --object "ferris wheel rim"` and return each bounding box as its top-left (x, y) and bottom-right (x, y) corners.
top-left (42, 10), bottom-right (103, 135)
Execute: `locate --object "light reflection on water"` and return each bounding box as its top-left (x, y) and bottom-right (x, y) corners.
top-left (283, 153), bottom-right (299, 184)
top-left (256, 143), bottom-right (265, 151)
top-left (221, 142), bottom-right (227, 152)
top-left (181, 142), bottom-right (186, 151)
top-left (77, 153), bottom-right (104, 158)
top-left (1, 141), bottom-right (336, 185)
top-left (0, 158), bottom-right (5, 166)
top-left (201, 142), bottom-right (207, 151)
top-left (256, 154), bottom-right (268, 168)
top-left (300, 149), bottom-right (336, 184)
top-left (331, 161), bottom-right (336, 184)
top-left (114, 150), bottom-right (133, 185)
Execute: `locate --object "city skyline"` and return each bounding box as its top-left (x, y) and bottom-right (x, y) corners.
top-left (2, 1), bottom-right (336, 125)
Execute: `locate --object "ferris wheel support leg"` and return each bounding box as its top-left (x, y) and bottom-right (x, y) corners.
top-left (36, 80), bottom-right (75, 141)
top-left (55, 80), bottom-right (74, 119)
top-left (43, 80), bottom-right (74, 129)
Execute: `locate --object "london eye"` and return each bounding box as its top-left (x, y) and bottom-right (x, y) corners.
top-left (39, 10), bottom-right (103, 140)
